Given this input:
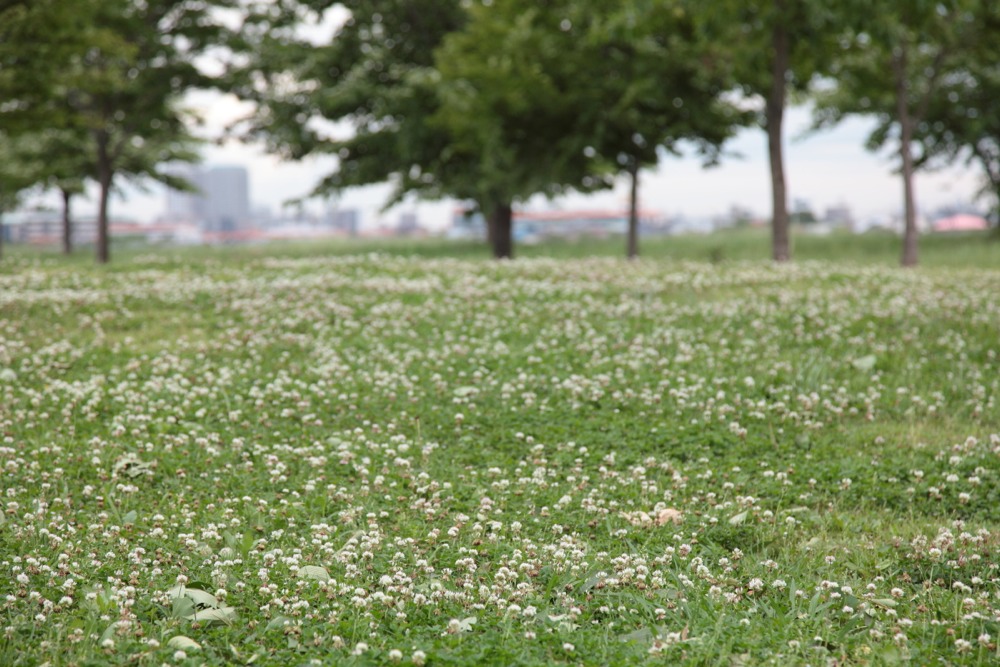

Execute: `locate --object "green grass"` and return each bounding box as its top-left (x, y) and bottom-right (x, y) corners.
top-left (6, 226), bottom-right (1000, 267)
top-left (1, 233), bottom-right (999, 665)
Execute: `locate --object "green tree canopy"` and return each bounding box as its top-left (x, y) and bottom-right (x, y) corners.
top-left (231, 0), bottom-right (743, 258)
top-left (814, 0), bottom-right (986, 266)
top-left (433, 0), bottom-right (745, 258)
top-left (701, 0), bottom-right (847, 262)
top-left (910, 4), bottom-right (1000, 226)
top-left (2, 0), bottom-right (232, 263)
top-left (230, 0), bottom-right (467, 198)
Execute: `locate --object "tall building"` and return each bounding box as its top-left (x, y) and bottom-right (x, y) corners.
top-left (164, 164), bottom-right (205, 221)
top-left (398, 211), bottom-right (420, 236)
top-left (164, 165), bottom-right (250, 232)
top-left (203, 166), bottom-right (250, 232)
top-left (330, 208), bottom-right (360, 236)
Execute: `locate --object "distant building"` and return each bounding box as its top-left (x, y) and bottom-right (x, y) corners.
top-left (164, 164), bottom-right (204, 221)
top-left (203, 166), bottom-right (250, 232)
top-left (163, 164), bottom-right (251, 233)
top-left (1, 210), bottom-right (97, 245)
top-left (514, 209), bottom-right (667, 240)
top-left (0, 211), bottom-right (164, 245)
top-left (823, 204), bottom-right (854, 231)
top-left (330, 208), bottom-right (360, 236)
top-left (449, 207), bottom-right (487, 240)
top-left (448, 206), bottom-right (671, 241)
top-left (398, 211), bottom-right (421, 236)
top-left (932, 213), bottom-right (989, 232)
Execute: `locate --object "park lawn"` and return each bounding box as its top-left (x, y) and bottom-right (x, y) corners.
top-left (1, 239), bottom-right (998, 666)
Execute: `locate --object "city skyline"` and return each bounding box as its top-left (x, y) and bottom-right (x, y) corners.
top-left (165, 164), bottom-right (251, 232)
top-left (30, 96), bottom-right (987, 231)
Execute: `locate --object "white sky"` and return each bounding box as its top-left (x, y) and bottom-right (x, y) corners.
top-left (54, 93), bottom-right (984, 230)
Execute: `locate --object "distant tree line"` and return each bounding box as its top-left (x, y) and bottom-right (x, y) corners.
top-left (2, 0), bottom-right (999, 265)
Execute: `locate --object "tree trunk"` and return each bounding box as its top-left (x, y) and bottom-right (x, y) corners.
top-left (972, 147), bottom-right (1000, 232)
top-left (488, 202), bottom-right (513, 259)
top-left (0, 186), bottom-right (5, 260)
top-left (96, 135), bottom-right (112, 264)
top-left (484, 204), bottom-right (496, 250)
top-left (767, 5), bottom-right (790, 263)
top-left (61, 188), bottom-right (73, 255)
top-left (993, 184), bottom-right (1000, 235)
top-left (893, 49), bottom-right (918, 267)
top-left (626, 160), bottom-right (639, 260)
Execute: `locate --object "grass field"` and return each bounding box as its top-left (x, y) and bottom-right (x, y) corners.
top-left (1, 231), bottom-right (999, 665)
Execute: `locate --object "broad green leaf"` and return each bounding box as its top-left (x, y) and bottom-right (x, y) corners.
top-left (166, 586), bottom-right (220, 609)
top-left (99, 621), bottom-right (119, 644)
top-left (167, 636), bottom-right (202, 651)
top-left (183, 606), bottom-right (237, 624)
top-left (578, 572), bottom-right (605, 592)
top-left (171, 596), bottom-right (195, 619)
top-left (113, 454), bottom-right (154, 479)
top-left (619, 627), bottom-right (653, 643)
top-left (852, 355), bottom-right (877, 371)
top-left (265, 615), bottom-right (293, 632)
top-left (297, 565), bottom-right (330, 582)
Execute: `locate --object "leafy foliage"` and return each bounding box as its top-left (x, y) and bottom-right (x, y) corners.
top-left (814, 0), bottom-right (989, 265)
top-left (909, 4), bottom-right (1000, 223)
top-left (1, 0), bottom-right (231, 263)
top-left (230, 0), bottom-right (467, 204)
top-left (696, 0), bottom-right (851, 262)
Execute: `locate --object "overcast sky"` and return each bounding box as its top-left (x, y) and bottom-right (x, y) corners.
top-left (52, 92), bottom-right (983, 231)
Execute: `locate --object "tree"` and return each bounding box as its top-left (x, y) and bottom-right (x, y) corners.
top-left (434, 0), bottom-right (744, 259)
top-left (911, 5), bottom-right (1000, 228)
top-left (22, 128), bottom-right (92, 255)
top-left (233, 0), bottom-right (593, 258)
top-left (0, 133), bottom-right (47, 259)
top-left (577, 1), bottom-right (746, 259)
top-left (0, 0), bottom-right (87, 133)
top-left (430, 3), bottom-right (614, 259)
top-left (815, 0), bottom-right (983, 266)
top-left (702, 1), bottom-right (844, 262)
top-left (229, 1), bottom-right (469, 224)
top-left (233, 1), bottom-right (741, 259)
top-left (1, 0), bottom-right (90, 258)
top-left (14, 0), bottom-right (233, 263)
